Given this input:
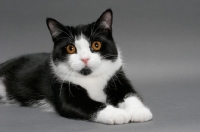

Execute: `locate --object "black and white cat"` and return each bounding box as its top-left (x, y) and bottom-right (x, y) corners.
top-left (0, 9), bottom-right (152, 124)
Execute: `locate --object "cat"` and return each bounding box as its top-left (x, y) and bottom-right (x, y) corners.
top-left (0, 9), bottom-right (152, 124)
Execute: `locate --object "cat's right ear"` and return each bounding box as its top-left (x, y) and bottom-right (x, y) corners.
top-left (46, 18), bottom-right (63, 38)
top-left (96, 9), bottom-right (113, 30)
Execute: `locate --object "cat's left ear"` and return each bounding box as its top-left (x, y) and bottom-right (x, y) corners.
top-left (96, 9), bottom-right (113, 30)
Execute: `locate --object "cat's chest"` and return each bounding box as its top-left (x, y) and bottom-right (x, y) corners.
top-left (71, 76), bottom-right (108, 103)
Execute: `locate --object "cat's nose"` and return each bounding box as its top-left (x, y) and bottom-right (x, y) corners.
top-left (81, 58), bottom-right (90, 65)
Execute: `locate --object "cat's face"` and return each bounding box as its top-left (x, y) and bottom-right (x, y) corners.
top-left (47, 9), bottom-right (119, 76)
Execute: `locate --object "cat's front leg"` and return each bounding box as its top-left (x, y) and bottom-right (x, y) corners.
top-left (57, 98), bottom-right (131, 125)
top-left (119, 95), bottom-right (153, 122)
top-left (52, 83), bottom-right (131, 125)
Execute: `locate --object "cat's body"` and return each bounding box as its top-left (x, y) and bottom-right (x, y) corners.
top-left (0, 9), bottom-right (152, 124)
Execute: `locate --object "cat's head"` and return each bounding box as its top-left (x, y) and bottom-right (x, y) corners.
top-left (47, 9), bottom-right (122, 77)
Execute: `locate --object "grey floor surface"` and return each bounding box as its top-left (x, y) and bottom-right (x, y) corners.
top-left (0, 0), bottom-right (200, 132)
top-left (1, 78), bottom-right (200, 132)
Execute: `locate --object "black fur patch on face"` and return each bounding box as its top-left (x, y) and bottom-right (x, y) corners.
top-left (79, 67), bottom-right (92, 76)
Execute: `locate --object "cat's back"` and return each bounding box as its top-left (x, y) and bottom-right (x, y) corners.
top-left (0, 53), bottom-right (53, 106)
top-left (0, 53), bottom-right (51, 76)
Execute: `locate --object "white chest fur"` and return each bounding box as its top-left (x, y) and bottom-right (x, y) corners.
top-left (70, 75), bottom-right (108, 102)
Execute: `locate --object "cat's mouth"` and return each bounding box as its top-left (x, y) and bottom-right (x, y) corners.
top-left (79, 67), bottom-right (92, 76)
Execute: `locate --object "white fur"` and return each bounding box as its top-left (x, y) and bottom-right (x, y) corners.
top-left (0, 77), bottom-right (7, 103)
top-left (51, 35), bottom-right (122, 102)
top-left (0, 78), bottom-right (18, 105)
top-left (119, 96), bottom-right (153, 122)
top-left (95, 105), bottom-right (131, 124)
top-left (32, 99), bottom-right (55, 112)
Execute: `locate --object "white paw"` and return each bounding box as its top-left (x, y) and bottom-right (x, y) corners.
top-left (95, 105), bottom-right (131, 125)
top-left (125, 106), bottom-right (153, 122)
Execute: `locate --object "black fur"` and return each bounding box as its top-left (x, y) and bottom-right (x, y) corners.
top-left (0, 9), bottom-right (139, 122)
top-left (80, 67), bottom-right (92, 76)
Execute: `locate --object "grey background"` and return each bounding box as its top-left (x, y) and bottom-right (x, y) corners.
top-left (0, 0), bottom-right (200, 132)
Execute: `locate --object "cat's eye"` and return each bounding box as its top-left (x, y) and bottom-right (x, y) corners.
top-left (66, 45), bottom-right (76, 54)
top-left (92, 41), bottom-right (102, 51)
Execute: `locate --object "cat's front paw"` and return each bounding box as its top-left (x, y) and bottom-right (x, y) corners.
top-left (125, 106), bottom-right (153, 122)
top-left (95, 105), bottom-right (131, 125)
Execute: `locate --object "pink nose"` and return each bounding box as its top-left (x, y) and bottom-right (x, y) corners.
top-left (81, 58), bottom-right (90, 65)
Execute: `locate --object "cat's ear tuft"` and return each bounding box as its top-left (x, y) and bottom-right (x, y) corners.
top-left (46, 18), bottom-right (63, 38)
top-left (97, 9), bottom-right (113, 30)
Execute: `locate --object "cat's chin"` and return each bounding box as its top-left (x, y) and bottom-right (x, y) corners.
top-left (79, 67), bottom-right (92, 76)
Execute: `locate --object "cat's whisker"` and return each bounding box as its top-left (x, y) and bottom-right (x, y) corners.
top-left (102, 57), bottom-right (118, 59)
top-left (115, 73), bottom-right (125, 77)
top-left (63, 26), bottom-right (75, 40)
top-left (54, 37), bottom-right (74, 43)
top-left (105, 73), bottom-right (117, 89)
top-left (102, 55), bottom-right (118, 58)
top-left (102, 54), bottom-right (118, 59)
top-left (92, 36), bottom-right (107, 41)
top-left (56, 29), bottom-right (74, 41)
top-left (92, 31), bottom-right (105, 38)
top-left (103, 54), bottom-right (118, 56)
top-left (102, 56), bottom-right (118, 60)
top-left (71, 62), bottom-right (81, 65)
top-left (90, 23), bottom-right (94, 38)
top-left (69, 27), bottom-right (75, 39)
top-left (51, 74), bottom-right (58, 84)
top-left (91, 22), bottom-right (97, 37)
top-left (60, 70), bottom-right (73, 99)
top-left (68, 70), bottom-right (75, 97)
top-left (58, 27), bottom-right (74, 40)
top-left (53, 32), bottom-right (61, 39)
top-left (92, 24), bottom-right (102, 37)
top-left (109, 76), bottom-right (117, 89)
top-left (92, 32), bottom-right (103, 37)
top-left (113, 74), bottom-right (123, 85)
top-left (71, 63), bottom-right (82, 68)
top-left (53, 60), bottom-right (63, 66)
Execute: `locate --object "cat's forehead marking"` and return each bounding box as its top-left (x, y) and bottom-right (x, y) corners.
top-left (74, 33), bottom-right (90, 53)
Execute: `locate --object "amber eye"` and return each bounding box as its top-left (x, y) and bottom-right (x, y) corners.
top-left (92, 41), bottom-right (102, 51)
top-left (66, 45), bottom-right (76, 54)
